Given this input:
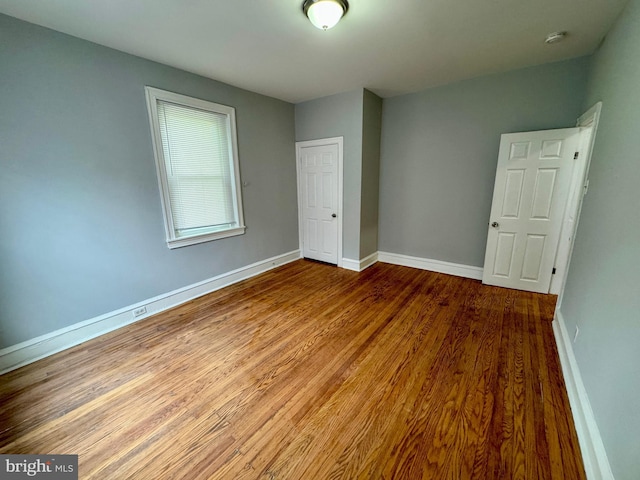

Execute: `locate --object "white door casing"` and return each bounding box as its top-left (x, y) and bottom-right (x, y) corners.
top-left (482, 128), bottom-right (580, 293)
top-left (296, 138), bottom-right (343, 265)
top-left (549, 126), bottom-right (594, 294)
top-left (552, 102), bottom-right (602, 298)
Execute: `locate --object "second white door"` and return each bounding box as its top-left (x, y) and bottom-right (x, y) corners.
top-left (298, 142), bottom-right (339, 264)
top-left (482, 128), bottom-right (580, 293)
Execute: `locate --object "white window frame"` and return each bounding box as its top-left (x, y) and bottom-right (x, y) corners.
top-left (145, 87), bottom-right (246, 249)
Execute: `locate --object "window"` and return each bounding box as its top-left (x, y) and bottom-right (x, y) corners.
top-left (145, 87), bottom-right (245, 248)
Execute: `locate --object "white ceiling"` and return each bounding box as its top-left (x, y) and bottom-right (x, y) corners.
top-left (0, 0), bottom-right (628, 103)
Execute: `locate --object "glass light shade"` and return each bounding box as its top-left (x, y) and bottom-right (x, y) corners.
top-left (306, 1), bottom-right (345, 30)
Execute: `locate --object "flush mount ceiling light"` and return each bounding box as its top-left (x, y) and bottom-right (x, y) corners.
top-left (545, 31), bottom-right (568, 44)
top-left (303, 0), bottom-right (349, 30)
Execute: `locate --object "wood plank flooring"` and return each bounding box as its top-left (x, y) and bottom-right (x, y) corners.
top-left (0, 260), bottom-right (585, 479)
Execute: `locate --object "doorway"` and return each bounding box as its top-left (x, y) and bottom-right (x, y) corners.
top-left (552, 103), bottom-right (602, 298)
top-left (482, 104), bottom-right (601, 294)
top-left (296, 137), bottom-right (343, 266)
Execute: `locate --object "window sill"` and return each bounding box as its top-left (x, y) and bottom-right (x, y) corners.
top-left (166, 226), bottom-right (246, 249)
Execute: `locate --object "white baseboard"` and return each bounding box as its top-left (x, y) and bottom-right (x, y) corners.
top-left (341, 258), bottom-right (360, 271)
top-left (0, 250), bottom-right (301, 375)
top-left (377, 251), bottom-right (483, 280)
top-left (360, 252), bottom-right (378, 271)
top-left (342, 252), bottom-right (378, 272)
top-left (553, 311), bottom-right (614, 480)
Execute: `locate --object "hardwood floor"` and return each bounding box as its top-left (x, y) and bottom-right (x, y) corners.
top-left (0, 260), bottom-right (585, 479)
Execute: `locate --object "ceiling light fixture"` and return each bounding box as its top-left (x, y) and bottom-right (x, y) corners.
top-left (303, 0), bottom-right (349, 31)
top-left (545, 31), bottom-right (567, 44)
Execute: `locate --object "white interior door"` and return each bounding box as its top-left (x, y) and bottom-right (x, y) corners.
top-left (298, 141), bottom-right (340, 264)
top-left (482, 128), bottom-right (580, 293)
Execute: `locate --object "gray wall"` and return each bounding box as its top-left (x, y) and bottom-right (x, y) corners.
top-left (379, 57), bottom-right (590, 266)
top-left (360, 90), bottom-right (382, 258)
top-left (0, 14), bottom-right (298, 348)
top-left (295, 90), bottom-right (364, 260)
top-left (560, 0), bottom-right (640, 478)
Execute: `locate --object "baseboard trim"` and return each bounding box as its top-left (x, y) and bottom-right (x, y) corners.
top-left (553, 311), bottom-right (614, 480)
top-left (377, 252), bottom-right (483, 280)
top-left (341, 258), bottom-right (360, 271)
top-left (360, 252), bottom-right (378, 271)
top-left (0, 250), bottom-right (301, 375)
top-left (342, 252), bottom-right (379, 272)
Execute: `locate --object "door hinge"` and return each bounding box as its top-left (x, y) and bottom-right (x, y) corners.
top-left (574, 151), bottom-right (579, 160)
top-left (552, 267), bottom-right (557, 275)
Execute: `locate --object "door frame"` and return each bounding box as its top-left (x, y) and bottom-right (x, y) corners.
top-left (552, 102), bottom-right (602, 299)
top-left (295, 137), bottom-right (344, 267)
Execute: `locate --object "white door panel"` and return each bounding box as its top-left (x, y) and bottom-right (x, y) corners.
top-left (299, 143), bottom-right (339, 264)
top-left (482, 128), bottom-right (580, 293)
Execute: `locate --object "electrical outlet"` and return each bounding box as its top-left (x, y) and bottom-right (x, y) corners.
top-left (133, 306), bottom-right (147, 318)
top-left (573, 325), bottom-right (580, 343)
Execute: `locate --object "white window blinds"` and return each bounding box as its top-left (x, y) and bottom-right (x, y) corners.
top-left (145, 87), bottom-right (245, 248)
top-left (157, 101), bottom-right (236, 236)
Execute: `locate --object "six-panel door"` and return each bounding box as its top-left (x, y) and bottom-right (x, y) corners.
top-left (299, 144), bottom-right (339, 264)
top-left (482, 128), bottom-right (580, 293)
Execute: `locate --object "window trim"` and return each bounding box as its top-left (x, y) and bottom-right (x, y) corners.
top-left (144, 86), bottom-right (246, 249)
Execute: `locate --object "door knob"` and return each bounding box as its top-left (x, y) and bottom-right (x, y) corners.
top-left (331, 213), bottom-right (337, 218)
top-left (491, 221), bottom-right (499, 228)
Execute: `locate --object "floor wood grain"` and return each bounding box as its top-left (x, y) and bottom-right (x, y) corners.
top-left (0, 260), bottom-right (585, 479)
